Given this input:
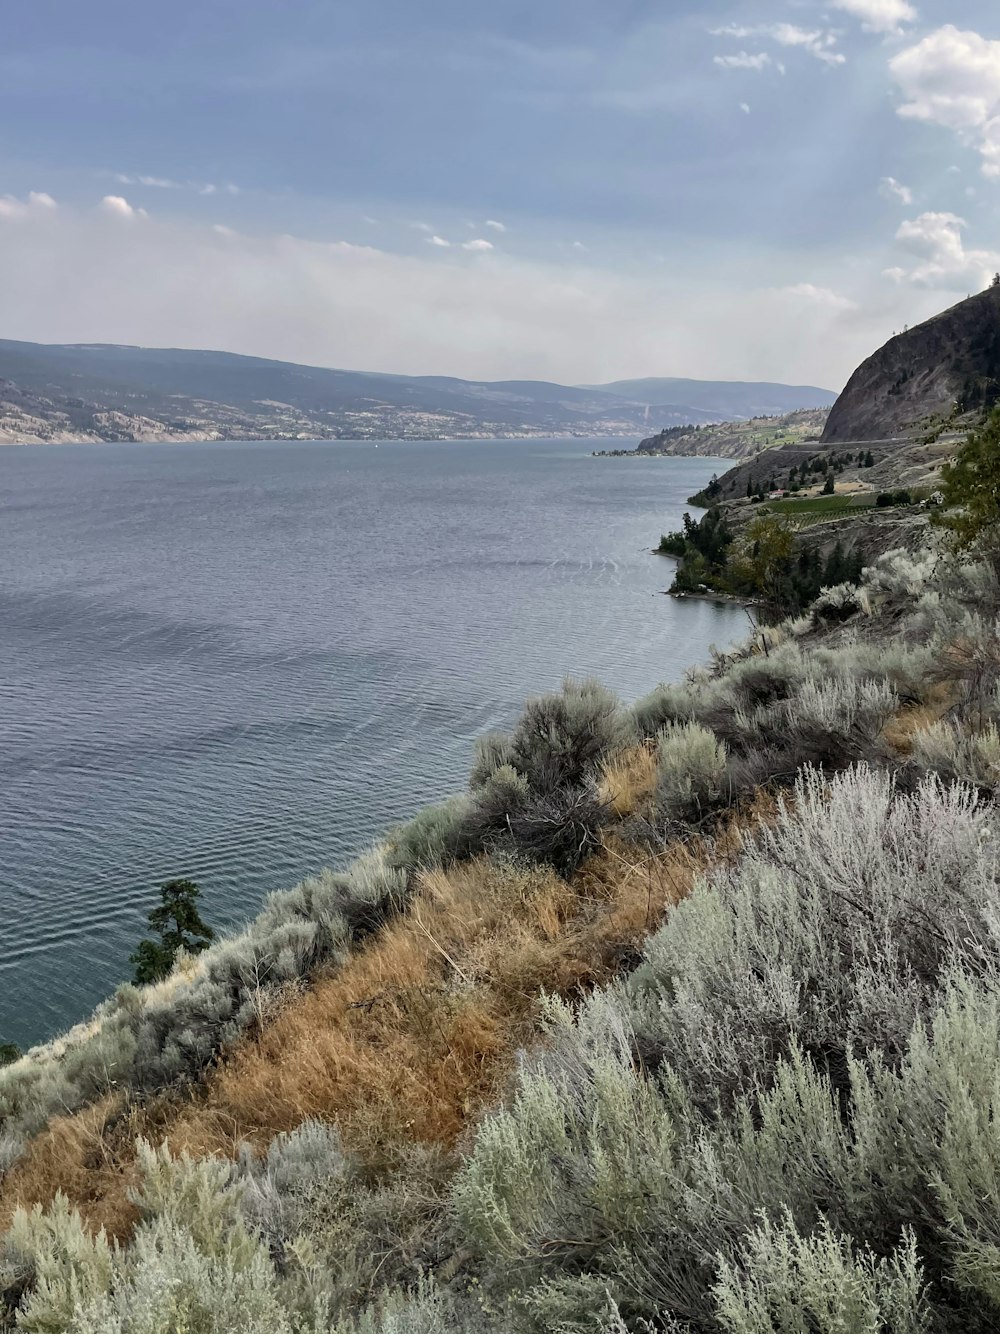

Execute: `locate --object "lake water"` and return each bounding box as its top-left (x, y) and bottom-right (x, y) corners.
top-left (0, 439), bottom-right (744, 1049)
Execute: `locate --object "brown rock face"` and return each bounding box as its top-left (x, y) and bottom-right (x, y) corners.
top-left (821, 287), bottom-right (1000, 444)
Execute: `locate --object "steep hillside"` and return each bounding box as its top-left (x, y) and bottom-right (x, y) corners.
top-left (3, 541), bottom-right (1000, 1333)
top-left (0, 341), bottom-right (834, 444)
top-left (822, 285), bottom-right (1000, 444)
top-left (634, 407), bottom-right (827, 459)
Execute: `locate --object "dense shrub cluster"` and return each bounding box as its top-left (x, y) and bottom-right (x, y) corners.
top-left (454, 766), bottom-right (1000, 1332)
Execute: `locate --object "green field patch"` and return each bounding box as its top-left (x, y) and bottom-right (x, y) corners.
top-left (763, 493), bottom-right (875, 514)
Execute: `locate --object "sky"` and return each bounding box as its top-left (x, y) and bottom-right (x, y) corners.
top-left (2, 0), bottom-right (1000, 391)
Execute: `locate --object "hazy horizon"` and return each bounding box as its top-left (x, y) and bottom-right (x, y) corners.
top-left (3, 1), bottom-right (999, 387)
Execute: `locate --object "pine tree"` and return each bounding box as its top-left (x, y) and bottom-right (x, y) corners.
top-left (935, 405), bottom-right (1000, 569)
top-left (131, 879), bottom-right (215, 985)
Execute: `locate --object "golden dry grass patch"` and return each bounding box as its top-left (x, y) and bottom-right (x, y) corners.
top-left (0, 1094), bottom-right (140, 1241)
top-left (598, 744), bottom-right (657, 818)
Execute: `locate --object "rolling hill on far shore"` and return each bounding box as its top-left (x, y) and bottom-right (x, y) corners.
top-left (0, 339), bottom-right (836, 443)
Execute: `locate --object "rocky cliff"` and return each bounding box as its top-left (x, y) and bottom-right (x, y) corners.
top-left (821, 286), bottom-right (1000, 444)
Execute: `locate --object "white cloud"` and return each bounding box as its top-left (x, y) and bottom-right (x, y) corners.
top-left (781, 282), bottom-right (857, 310)
top-left (711, 23), bottom-right (844, 67)
top-left (713, 51), bottom-right (773, 72)
top-left (879, 175), bottom-right (914, 204)
top-left (462, 238), bottom-right (494, 252)
top-left (427, 235), bottom-right (451, 247)
top-left (831, 0), bottom-right (916, 34)
top-left (889, 211), bottom-right (1000, 287)
top-left (711, 25), bottom-right (755, 39)
top-left (0, 191), bottom-right (58, 221)
top-left (768, 24), bottom-right (845, 66)
top-left (890, 26), bottom-right (1000, 176)
top-left (100, 194), bottom-right (145, 218)
top-left (410, 221), bottom-right (433, 233)
top-left (571, 241), bottom-right (589, 252)
top-left (212, 224), bottom-right (237, 237)
top-left (485, 219), bottom-right (506, 232)
top-left (114, 172), bottom-right (234, 196)
top-left (740, 102), bottom-right (751, 114)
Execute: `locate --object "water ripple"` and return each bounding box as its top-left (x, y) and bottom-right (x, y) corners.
top-left (0, 438), bottom-right (744, 1047)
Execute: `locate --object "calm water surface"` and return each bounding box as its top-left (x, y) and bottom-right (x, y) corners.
top-left (0, 438), bottom-right (744, 1048)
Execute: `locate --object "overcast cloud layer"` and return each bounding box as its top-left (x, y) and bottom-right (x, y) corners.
top-left (3, 0), bottom-right (1000, 390)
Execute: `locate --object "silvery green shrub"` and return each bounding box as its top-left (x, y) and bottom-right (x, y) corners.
top-left (469, 732), bottom-right (515, 790)
top-left (1, 1194), bottom-right (115, 1332)
top-left (632, 682), bottom-right (699, 737)
top-left (454, 764), bottom-right (1000, 1331)
top-left (862, 549), bottom-right (939, 602)
top-left (629, 766), bottom-right (996, 1108)
top-left (911, 720), bottom-right (1000, 789)
top-left (452, 990), bottom-right (692, 1323)
top-left (811, 582), bottom-right (871, 626)
top-left (238, 1120), bottom-right (349, 1250)
top-left (327, 1280), bottom-right (491, 1334)
top-left (387, 797), bottom-right (492, 874)
top-left (507, 679), bottom-right (634, 796)
top-left (655, 723), bottom-right (728, 825)
top-left (713, 1215), bottom-right (928, 1334)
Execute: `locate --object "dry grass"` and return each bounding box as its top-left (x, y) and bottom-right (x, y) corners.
top-left (0, 798), bottom-right (778, 1240)
top-left (598, 744), bottom-right (657, 818)
top-left (0, 1095), bottom-right (139, 1241)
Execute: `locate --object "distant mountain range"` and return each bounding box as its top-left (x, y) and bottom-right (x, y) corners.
top-left (0, 339), bottom-right (837, 444)
top-left (585, 378), bottom-right (837, 419)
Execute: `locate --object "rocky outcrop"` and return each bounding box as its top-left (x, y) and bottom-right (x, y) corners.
top-left (821, 286), bottom-right (1000, 444)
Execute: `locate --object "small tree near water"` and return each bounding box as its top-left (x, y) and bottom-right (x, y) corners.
top-left (131, 878), bottom-right (215, 985)
top-left (0, 1041), bottom-right (21, 1066)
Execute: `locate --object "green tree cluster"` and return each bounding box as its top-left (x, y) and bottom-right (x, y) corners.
top-left (659, 507), bottom-right (863, 613)
top-left (658, 509), bottom-right (734, 592)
